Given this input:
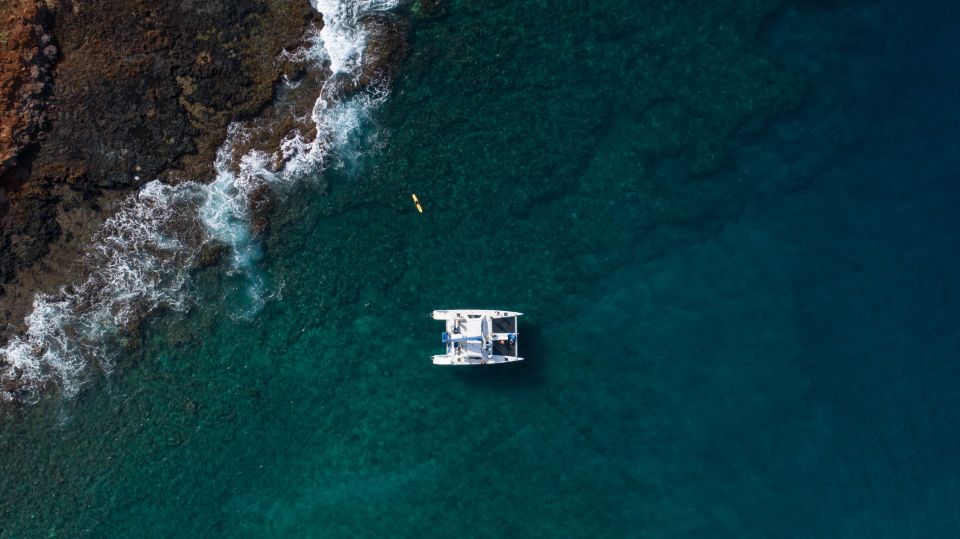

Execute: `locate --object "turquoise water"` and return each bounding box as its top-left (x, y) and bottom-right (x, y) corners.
top-left (3, 0), bottom-right (960, 536)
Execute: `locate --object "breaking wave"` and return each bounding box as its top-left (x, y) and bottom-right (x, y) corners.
top-left (0, 181), bottom-right (205, 402)
top-left (0, 0), bottom-right (402, 403)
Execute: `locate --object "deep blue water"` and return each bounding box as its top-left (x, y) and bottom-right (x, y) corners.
top-left (1, 0), bottom-right (959, 536)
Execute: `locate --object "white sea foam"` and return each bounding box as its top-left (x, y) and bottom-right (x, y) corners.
top-left (279, 24), bottom-right (325, 69)
top-left (92, 181), bottom-right (205, 325)
top-left (199, 0), bottom-right (398, 278)
top-left (0, 181), bottom-right (205, 402)
top-left (312, 0), bottom-right (401, 76)
top-left (0, 0), bottom-right (402, 403)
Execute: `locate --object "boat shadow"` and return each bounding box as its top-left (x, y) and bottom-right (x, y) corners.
top-left (452, 325), bottom-right (547, 389)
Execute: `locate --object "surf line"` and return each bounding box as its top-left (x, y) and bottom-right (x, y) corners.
top-left (0, 0), bottom-right (407, 404)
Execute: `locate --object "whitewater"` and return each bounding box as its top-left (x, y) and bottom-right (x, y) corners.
top-left (0, 0), bottom-right (401, 403)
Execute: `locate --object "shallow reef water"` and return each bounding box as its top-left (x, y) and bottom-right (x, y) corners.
top-left (2, 0), bottom-right (960, 537)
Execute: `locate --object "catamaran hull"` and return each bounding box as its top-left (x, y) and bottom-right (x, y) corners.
top-left (431, 309), bottom-right (523, 366)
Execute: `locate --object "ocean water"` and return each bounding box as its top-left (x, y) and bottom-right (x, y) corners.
top-left (2, 0), bottom-right (960, 537)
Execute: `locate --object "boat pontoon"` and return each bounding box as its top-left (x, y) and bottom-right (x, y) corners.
top-left (432, 309), bottom-right (523, 365)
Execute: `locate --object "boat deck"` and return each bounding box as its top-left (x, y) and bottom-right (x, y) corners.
top-left (492, 338), bottom-right (516, 357)
top-left (492, 316), bottom-right (516, 333)
top-left (432, 309), bottom-right (522, 365)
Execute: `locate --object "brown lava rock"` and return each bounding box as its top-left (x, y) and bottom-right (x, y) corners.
top-left (0, 1), bottom-right (54, 179)
top-left (0, 0), bottom-right (317, 344)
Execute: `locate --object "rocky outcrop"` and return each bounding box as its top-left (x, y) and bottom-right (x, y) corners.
top-left (30, 0), bottom-right (317, 188)
top-left (358, 14), bottom-right (410, 90)
top-left (0, 0), bottom-right (318, 343)
top-left (0, 0), bottom-right (55, 178)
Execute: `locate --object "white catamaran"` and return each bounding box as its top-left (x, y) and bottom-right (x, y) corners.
top-left (432, 310), bottom-right (523, 365)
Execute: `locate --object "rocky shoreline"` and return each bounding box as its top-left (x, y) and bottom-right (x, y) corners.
top-left (0, 0), bottom-right (54, 179)
top-left (0, 0), bottom-right (410, 401)
top-left (0, 0), bottom-right (321, 344)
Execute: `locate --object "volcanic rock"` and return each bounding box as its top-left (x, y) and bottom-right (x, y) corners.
top-left (0, 0), bottom-right (54, 178)
top-left (0, 0), bottom-right (316, 344)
